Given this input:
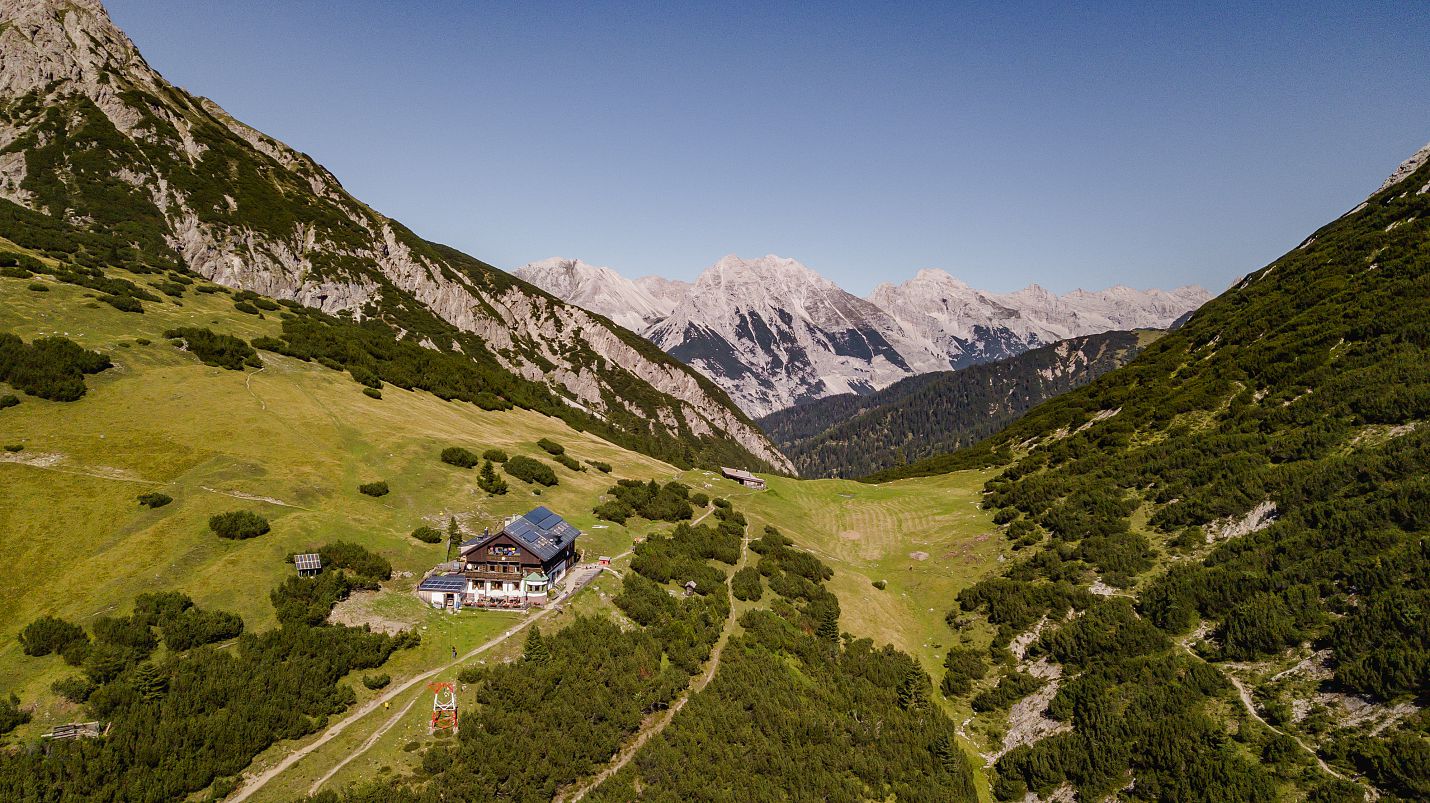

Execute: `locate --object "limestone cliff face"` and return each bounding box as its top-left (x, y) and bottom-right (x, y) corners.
top-left (0, 0), bottom-right (790, 471)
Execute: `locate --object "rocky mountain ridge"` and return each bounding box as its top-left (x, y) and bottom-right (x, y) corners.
top-left (0, 0), bottom-right (790, 472)
top-left (516, 253), bottom-right (1208, 416)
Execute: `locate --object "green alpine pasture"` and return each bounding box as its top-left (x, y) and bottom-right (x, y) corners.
top-left (0, 261), bottom-right (1004, 796)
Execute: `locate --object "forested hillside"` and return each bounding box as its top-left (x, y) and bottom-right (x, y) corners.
top-left (758, 330), bottom-right (1150, 478)
top-left (867, 147), bottom-right (1430, 800)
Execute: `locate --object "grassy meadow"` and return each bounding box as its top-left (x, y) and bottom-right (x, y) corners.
top-left (1, 264), bottom-right (1006, 796)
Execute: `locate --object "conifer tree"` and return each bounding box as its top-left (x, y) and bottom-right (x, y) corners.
top-left (446, 516), bottom-right (462, 561)
top-left (479, 460), bottom-right (508, 495)
top-left (524, 626), bottom-right (550, 665)
top-left (817, 608), bottom-right (841, 645)
top-left (897, 666), bottom-right (924, 711)
top-left (133, 661), bottom-right (167, 701)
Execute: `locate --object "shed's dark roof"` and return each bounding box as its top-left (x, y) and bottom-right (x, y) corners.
top-left (418, 575), bottom-right (468, 593)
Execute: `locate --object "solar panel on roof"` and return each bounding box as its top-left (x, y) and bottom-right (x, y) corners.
top-left (294, 553), bottom-right (322, 571)
top-left (418, 575), bottom-right (468, 593)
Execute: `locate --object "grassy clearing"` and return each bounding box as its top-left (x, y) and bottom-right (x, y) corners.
top-left (736, 471), bottom-right (1003, 676)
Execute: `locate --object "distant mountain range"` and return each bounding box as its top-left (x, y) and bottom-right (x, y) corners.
top-left (515, 256), bottom-right (1208, 417)
top-left (758, 329), bottom-right (1154, 478)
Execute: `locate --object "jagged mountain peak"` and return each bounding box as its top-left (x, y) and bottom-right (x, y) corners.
top-left (511, 257), bottom-right (678, 333)
top-left (529, 253), bottom-right (1206, 417)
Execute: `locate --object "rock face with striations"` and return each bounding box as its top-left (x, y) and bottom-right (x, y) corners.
top-left (520, 252), bottom-right (1209, 417)
top-left (0, 0), bottom-right (791, 472)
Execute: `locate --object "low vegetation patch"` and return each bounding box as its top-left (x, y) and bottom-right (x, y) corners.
top-left (585, 459), bottom-right (611, 473)
top-left (163, 327), bottom-right (261, 371)
top-left (362, 673), bottom-right (390, 690)
top-left (136, 492), bottom-right (172, 509)
top-left (594, 479), bottom-right (693, 524)
top-left (482, 448), bottom-right (508, 463)
top-left (440, 446), bottom-right (479, 468)
top-left (209, 510), bottom-right (271, 539)
top-left (0, 333), bottom-right (111, 401)
top-left (504, 455), bottom-right (558, 486)
top-left (411, 526), bottom-right (443, 544)
top-left (553, 452), bottom-right (584, 472)
top-left (358, 481), bottom-right (390, 497)
top-left (362, 387), bottom-right (382, 400)
top-left (536, 438), bottom-right (564, 455)
top-left (0, 394), bottom-right (18, 410)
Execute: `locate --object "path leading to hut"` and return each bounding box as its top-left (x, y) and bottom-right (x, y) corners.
top-left (556, 518), bottom-right (753, 803)
top-left (232, 564), bottom-right (604, 802)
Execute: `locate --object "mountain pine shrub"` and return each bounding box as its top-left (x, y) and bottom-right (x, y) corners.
top-left (209, 510), bottom-right (270, 539)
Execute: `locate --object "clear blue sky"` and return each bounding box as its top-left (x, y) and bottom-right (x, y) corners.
top-left (107, 1), bottom-right (1428, 295)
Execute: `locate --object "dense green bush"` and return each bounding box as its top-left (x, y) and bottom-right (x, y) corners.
top-left (586, 459), bottom-right (612, 473)
top-left (440, 446), bottom-right (479, 468)
top-left (358, 481), bottom-right (389, 497)
top-left (27, 281), bottom-right (48, 292)
top-left (971, 671), bottom-right (1044, 712)
top-left (536, 438), bottom-right (564, 455)
top-left (101, 294), bottom-right (143, 312)
top-left (504, 455), bottom-right (558, 486)
top-left (411, 526), bottom-right (443, 544)
top-left (731, 566), bottom-right (763, 601)
top-left (209, 510), bottom-right (271, 539)
top-left (0, 695), bottom-right (30, 737)
top-left (19, 615), bottom-right (87, 657)
top-left (482, 448), bottom-right (508, 463)
top-left (595, 479), bottom-right (692, 523)
top-left (0, 394), bottom-right (17, 410)
top-left (51, 675), bottom-right (96, 704)
top-left (553, 453), bottom-right (583, 472)
top-left (362, 673), bottom-right (390, 690)
top-left (940, 646), bottom-right (988, 697)
top-left (362, 387), bottom-right (382, 400)
top-left (136, 492), bottom-right (171, 508)
top-left (0, 333), bottom-right (111, 401)
top-left (163, 327), bottom-right (261, 370)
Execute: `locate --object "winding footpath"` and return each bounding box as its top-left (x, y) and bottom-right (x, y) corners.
top-left (555, 519), bottom-right (752, 803)
top-left (1176, 631), bottom-right (1377, 800)
top-left (237, 482), bottom-right (758, 802)
top-left (232, 565), bottom-right (605, 802)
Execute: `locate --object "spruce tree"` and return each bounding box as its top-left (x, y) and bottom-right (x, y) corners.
top-left (133, 661), bottom-right (167, 701)
top-left (446, 517), bottom-right (461, 561)
top-left (479, 460), bottom-right (508, 495)
top-left (897, 666), bottom-right (924, 711)
top-left (524, 626), bottom-right (551, 665)
top-left (817, 608), bottom-right (841, 645)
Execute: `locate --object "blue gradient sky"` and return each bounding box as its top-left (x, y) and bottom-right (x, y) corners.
top-left (107, 1), bottom-right (1428, 295)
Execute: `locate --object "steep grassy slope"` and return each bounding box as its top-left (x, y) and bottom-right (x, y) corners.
top-left (862, 150), bottom-right (1430, 801)
top-left (758, 330), bottom-right (1155, 478)
top-left (0, 265), bottom-right (683, 704)
top-left (0, 0), bottom-right (789, 473)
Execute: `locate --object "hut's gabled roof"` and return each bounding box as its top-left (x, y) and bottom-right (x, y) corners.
top-left (458, 507), bottom-right (580, 562)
